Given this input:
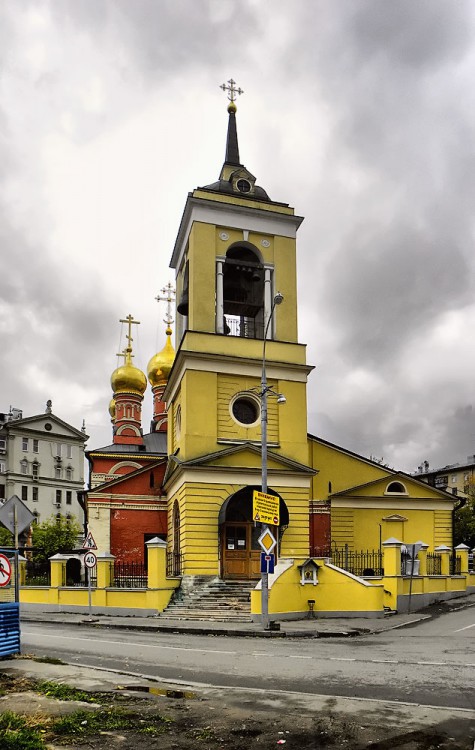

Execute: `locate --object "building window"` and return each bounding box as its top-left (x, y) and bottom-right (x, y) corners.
top-left (0, 438), bottom-right (6, 452)
top-left (66, 444), bottom-right (72, 459)
top-left (33, 439), bottom-right (39, 453)
top-left (386, 481), bottom-right (407, 494)
top-left (32, 487), bottom-right (38, 502)
top-left (22, 437), bottom-right (29, 451)
top-left (0, 485), bottom-right (5, 499)
top-left (20, 460), bottom-right (29, 475)
top-left (0, 461), bottom-right (5, 474)
top-left (66, 468), bottom-right (72, 480)
top-left (55, 443), bottom-right (62, 457)
top-left (21, 486), bottom-right (28, 502)
top-left (55, 467), bottom-right (62, 479)
top-left (464, 473), bottom-right (469, 482)
top-left (435, 475), bottom-right (448, 487)
top-left (452, 475), bottom-right (457, 483)
top-left (66, 491), bottom-right (72, 505)
top-left (55, 490), bottom-right (62, 505)
top-left (32, 462), bottom-right (39, 479)
top-left (230, 394), bottom-right (260, 426)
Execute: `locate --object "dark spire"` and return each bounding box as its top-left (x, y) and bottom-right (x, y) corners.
top-left (224, 102), bottom-right (241, 167)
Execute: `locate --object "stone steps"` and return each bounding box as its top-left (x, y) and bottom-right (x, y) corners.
top-left (160, 578), bottom-right (254, 622)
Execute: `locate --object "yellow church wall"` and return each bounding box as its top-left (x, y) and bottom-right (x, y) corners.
top-left (166, 478), bottom-right (310, 576)
top-left (179, 370), bottom-right (218, 459)
top-left (188, 222), bottom-right (216, 333)
top-left (251, 559), bottom-right (384, 617)
top-left (273, 235), bottom-right (298, 343)
top-left (179, 332), bottom-right (308, 368)
top-left (277, 380), bottom-right (308, 465)
top-left (217, 373), bottom-right (278, 444)
top-left (331, 506), bottom-right (452, 550)
top-left (309, 439), bottom-right (389, 499)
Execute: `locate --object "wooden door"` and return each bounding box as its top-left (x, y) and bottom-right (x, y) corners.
top-left (222, 523), bottom-right (261, 579)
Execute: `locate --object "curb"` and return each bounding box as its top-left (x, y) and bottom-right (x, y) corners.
top-left (20, 615), bottom-right (366, 639)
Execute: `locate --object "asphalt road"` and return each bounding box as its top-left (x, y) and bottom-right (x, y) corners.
top-left (21, 604), bottom-right (475, 712)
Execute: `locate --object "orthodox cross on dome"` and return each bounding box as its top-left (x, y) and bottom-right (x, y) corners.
top-left (119, 313), bottom-right (140, 362)
top-left (220, 78), bottom-right (244, 103)
top-left (155, 283), bottom-right (176, 330)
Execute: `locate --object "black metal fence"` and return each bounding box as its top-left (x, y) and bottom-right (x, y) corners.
top-left (332, 548), bottom-right (384, 577)
top-left (24, 560), bottom-right (50, 586)
top-left (450, 555), bottom-right (462, 575)
top-left (111, 561), bottom-right (147, 588)
top-left (426, 553), bottom-right (442, 576)
top-left (166, 551), bottom-right (183, 577)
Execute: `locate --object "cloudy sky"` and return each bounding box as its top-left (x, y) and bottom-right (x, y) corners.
top-left (2, 0), bottom-right (475, 473)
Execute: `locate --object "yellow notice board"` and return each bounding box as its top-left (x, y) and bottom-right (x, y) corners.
top-left (252, 490), bottom-right (280, 526)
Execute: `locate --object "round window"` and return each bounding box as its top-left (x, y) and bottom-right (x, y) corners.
top-left (44, 423), bottom-right (52, 431)
top-left (231, 396), bottom-right (259, 426)
top-left (236, 179), bottom-right (251, 193)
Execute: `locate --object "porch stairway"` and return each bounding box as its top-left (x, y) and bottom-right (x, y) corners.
top-left (159, 576), bottom-right (253, 622)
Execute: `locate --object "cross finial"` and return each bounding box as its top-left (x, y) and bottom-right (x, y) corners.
top-left (155, 283), bottom-right (176, 331)
top-left (220, 78), bottom-right (244, 103)
top-left (119, 314), bottom-right (140, 362)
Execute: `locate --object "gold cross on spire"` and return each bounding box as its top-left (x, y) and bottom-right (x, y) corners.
top-left (119, 314), bottom-right (140, 362)
top-left (155, 283), bottom-right (176, 329)
top-left (220, 78), bottom-right (244, 103)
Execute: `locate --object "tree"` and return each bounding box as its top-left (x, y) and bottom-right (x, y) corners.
top-left (454, 480), bottom-right (475, 549)
top-left (0, 526), bottom-right (13, 549)
top-left (31, 515), bottom-right (82, 563)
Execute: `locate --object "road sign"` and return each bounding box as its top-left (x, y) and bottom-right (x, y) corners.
top-left (0, 554), bottom-right (12, 587)
top-left (260, 552), bottom-right (275, 574)
top-left (253, 490), bottom-right (280, 526)
top-left (0, 495), bottom-right (36, 535)
top-left (82, 530), bottom-right (97, 550)
top-left (258, 527), bottom-right (277, 554)
top-left (83, 551), bottom-right (97, 569)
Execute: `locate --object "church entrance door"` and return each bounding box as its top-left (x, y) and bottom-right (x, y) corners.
top-left (222, 522), bottom-right (261, 579)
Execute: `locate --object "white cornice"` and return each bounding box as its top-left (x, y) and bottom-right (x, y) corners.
top-left (170, 195), bottom-right (304, 270)
top-left (164, 466), bottom-right (311, 496)
top-left (164, 348), bottom-right (311, 403)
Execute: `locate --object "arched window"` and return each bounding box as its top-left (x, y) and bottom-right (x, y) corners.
top-left (223, 245), bottom-right (264, 339)
top-left (386, 481), bottom-right (407, 494)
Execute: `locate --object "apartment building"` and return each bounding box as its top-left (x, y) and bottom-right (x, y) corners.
top-left (0, 402), bottom-right (88, 525)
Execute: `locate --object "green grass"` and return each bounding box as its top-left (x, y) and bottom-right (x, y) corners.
top-left (53, 708), bottom-right (173, 737)
top-left (37, 680), bottom-right (97, 703)
top-left (0, 712), bottom-right (46, 750)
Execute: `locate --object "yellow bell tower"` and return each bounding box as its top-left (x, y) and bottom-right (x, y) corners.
top-left (164, 81), bottom-right (314, 580)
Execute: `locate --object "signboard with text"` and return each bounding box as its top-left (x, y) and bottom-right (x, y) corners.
top-left (252, 490), bottom-right (280, 526)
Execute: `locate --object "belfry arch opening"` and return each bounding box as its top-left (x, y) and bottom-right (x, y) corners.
top-left (221, 244), bottom-right (265, 339)
top-left (219, 486), bottom-right (289, 579)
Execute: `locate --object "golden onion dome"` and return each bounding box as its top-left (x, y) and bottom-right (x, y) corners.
top-left (147, 326), bottom-right (175, 387)
top-left (108, 398), bottom-right (116, 420)
top-left (111, 349), bottom-right (147, 395)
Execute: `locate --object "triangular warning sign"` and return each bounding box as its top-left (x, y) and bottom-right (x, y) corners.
top-left (82, 531), bottom-right (97, 550)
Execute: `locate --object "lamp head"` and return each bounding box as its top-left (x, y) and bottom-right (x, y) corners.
top-left (276, 394), bottom-right (286, 404)
top-left (273, 292), bottom-right (284, 306)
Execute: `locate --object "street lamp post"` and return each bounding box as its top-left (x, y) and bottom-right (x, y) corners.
top-left (260, 292), bottom-right (284, 630)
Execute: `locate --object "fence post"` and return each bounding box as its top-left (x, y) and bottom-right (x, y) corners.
top-left (18, 555), bottom-right (27, 586)
top-left (49, 554), bottom-right (67, 590)
top-left (454, 544), bottom-right (470, 574)
top-left (434, 545), bottom-right (451, 576)
top-left (97, 554), bottom-right (115, 588)
top-left (146, 537), bottom-right (167, 588)
top-left (382, 538), bottom-right (403, 576)
top-left (415, 542), bottom-right (429, 577)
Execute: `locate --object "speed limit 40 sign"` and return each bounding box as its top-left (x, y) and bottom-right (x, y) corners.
top-left (83, 551), bottom-right (97, 569)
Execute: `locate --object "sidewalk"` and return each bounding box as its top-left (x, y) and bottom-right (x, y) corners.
top-left (20, 608), bottom-right (431, 638)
